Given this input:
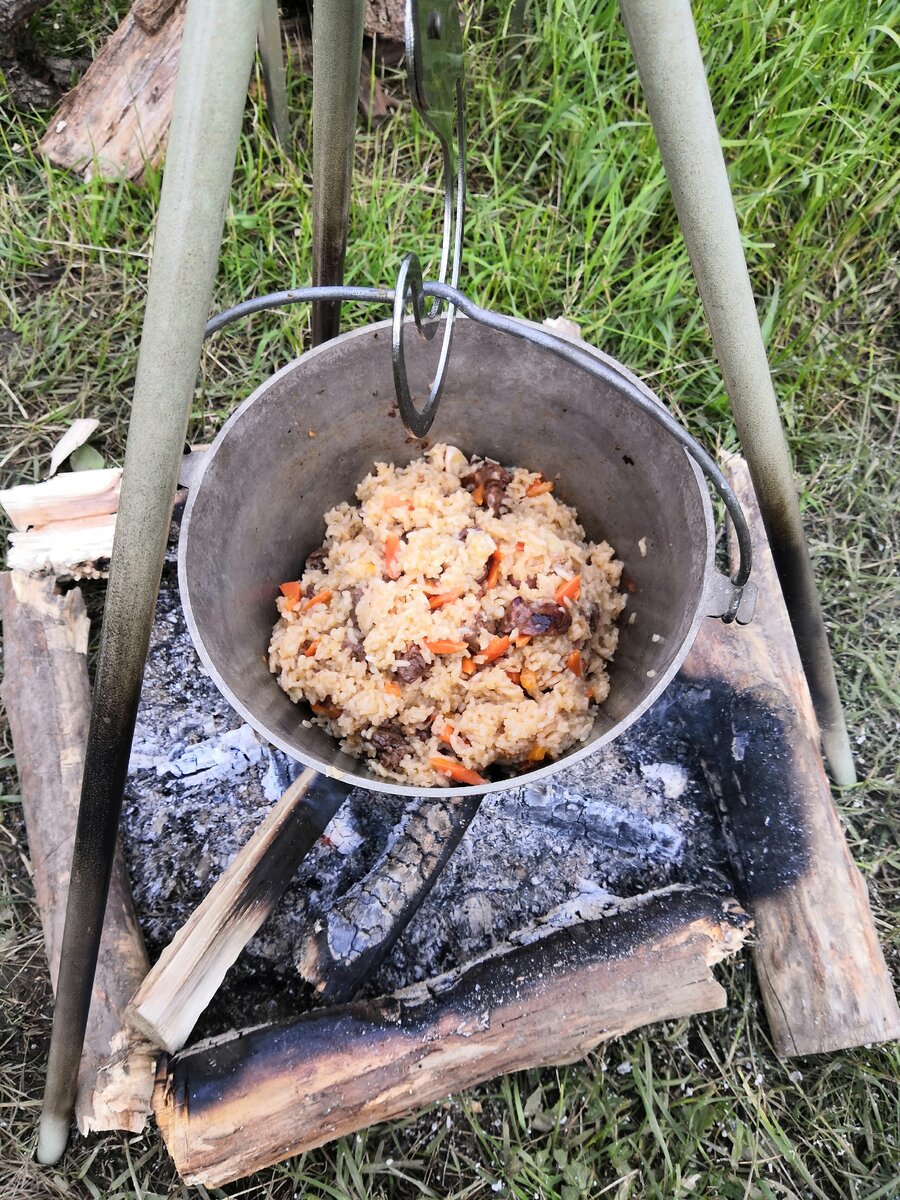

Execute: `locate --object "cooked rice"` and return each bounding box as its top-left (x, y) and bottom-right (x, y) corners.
top-left (269, 444), bottom-right (625, 786)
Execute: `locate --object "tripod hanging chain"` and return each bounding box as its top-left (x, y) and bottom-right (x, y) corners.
top-left (392, 0), bottom-right (467, 438)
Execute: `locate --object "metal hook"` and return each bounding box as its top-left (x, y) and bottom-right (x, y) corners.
top-left (391, 0), bottom-right (467, 437)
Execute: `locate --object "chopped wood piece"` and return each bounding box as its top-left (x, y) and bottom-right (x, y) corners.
top-left (681, 455), bottom-right (900, 1057)
top-left (155, 887), bottom-right (750, 1186)
top-left (39, 2), bottom-right (186, 181)
top-left (0, 466), bottom-right (121, 529)
top-left (297, 791), bottom-right (483, 1003)
top-left (0, 571), bottom-right (155, 1133)
top-left (128, 770), bottom-right (351, 1054)
top-left (7, 514), bottom-right (116, 578)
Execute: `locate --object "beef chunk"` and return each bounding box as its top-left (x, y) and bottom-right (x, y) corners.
top-left (342, 631), bottom-right (366, 662)
top-left (462, 461), bottom-right (513, 516)
top-left (393, 645), bottom-right (429, 683)
top-left (589, 604), bottom-right (600, 634)
top-left (305, 546), bottom-right (328, 572)
top-left (462, 611), bottom-right (497, 652)
top-left (499, 596), bottom-right (572, 636)
top-left (370, 723), bottom-right (409, 771)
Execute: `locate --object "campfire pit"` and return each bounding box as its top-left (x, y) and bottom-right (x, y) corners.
top-left (2, 456), bottom-right (897, 1187)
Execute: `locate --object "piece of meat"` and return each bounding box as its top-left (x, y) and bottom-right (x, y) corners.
top-left (305, 546), bottom-right (328, 572)
top-left (498, 596), bottom-right (572, 636)
top-left (462, 461), bottom-right (513, 516)
top-left (589, 604), bottom-right (600, 634)
top-left (370, 723), bottom-right (409, 771)
top-left (462, 610), bottom-right (497, 653)
top-left (342, 631), bottom-right (366, 662)
top-left (393, 645), bottom-right (429, 683)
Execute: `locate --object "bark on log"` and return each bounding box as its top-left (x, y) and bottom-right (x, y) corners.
top-left (681, 455), bottom-right (900, 1057)
top-left (133, 0), bottom-right (179, 34)
top-left (128, 769), bottom-right (351, 1054)
top-left (0, 572), bottom-right (156, 1133)
top-left (39, 2), bottom-right (186, 181)
top-left (297, 791), bottom-right (483, 1003)
top-left (154, 887), bottom-right (751, 1187)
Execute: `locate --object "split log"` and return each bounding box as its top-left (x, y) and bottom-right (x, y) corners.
top-left (681, 455), bottom-right (900, 1056)
top-left (128, 769), bottom-right (351, 1054)
top-left (7, 515), bottom-right (116, 578)
top-left (154, 887), bottom-right (751, 1187)
top-left (39, 2), bottom-right (186, 182)
top-left (0, 572), bottom-right (156, 1133)
top-left (0, 466), bottom-right (121, 530)
top-left (298, 791), bottom-right (483, 1003)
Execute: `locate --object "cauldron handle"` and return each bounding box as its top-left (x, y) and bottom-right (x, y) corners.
top-left (204, 281), bottom-right (755, 623)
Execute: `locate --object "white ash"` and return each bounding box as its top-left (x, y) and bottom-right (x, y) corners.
top-left (120, 568), bottom-right (732, 1026)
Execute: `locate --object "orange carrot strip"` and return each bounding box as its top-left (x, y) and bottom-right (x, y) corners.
top-left (525, 478), bottom-right (554, 497)
top-left (526, 745), bottom-right (548, 762)
top-left (461, 658), bottom-right (477, 676)
top-left (515, 540), bottom-right (525, 552)
top-left (586, 687), bottom-right (595, 701)
top-left (426, 587), bottom-right (463, 610)
top-left (311, 700), bottom-right (341, 719)
top-left (480, 635), bottom-right (511, 663)
top-left (384, 533), bottom-right (401, 579)
top-left (304, 641), bottom-right (319, 658)
top-left (506, 670), bottom-right (521, 686)
top-left (303, 588), bottom-right (333, 611)
top-left (385, 680), bottom-right (402, 696)
top-left (513, 632), bottom-right (531, 648)
top-left (438, 722), bottom-right (455, 745)
top-left (429, 755), bottom-right (486, 786)
top-left (424, 639), bottom-right (468, 654)
top-left (385, 494), bottom-right (414, 510)
top-left (566, 649), bottom-right (583, 677)
top-left (471, 483), bottom-right (485, 506)
top-left (484, 551), bottom-right (502, 591)
top-left (554, 575), bottom-right (582, 605)
top-left (279, 580), bottom-right (302, 604)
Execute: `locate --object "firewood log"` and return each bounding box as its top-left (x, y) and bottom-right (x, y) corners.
top-left (0, 571), bottom-right (156, 1133)
top-left (154, 887), bottom-right (751, 1187)
top-left (297, 790), bottom-right (483, 1003)
top-left (681, 455), bottom-right (900, 1056)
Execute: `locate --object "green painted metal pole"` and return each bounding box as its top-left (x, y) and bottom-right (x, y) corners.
top-left (310, 0), bottom-right (365, 345)
top-left (258, 0), bottom-right (291, 150)
top-left (619, 0), bottom-right (856, 786)
top-left (36, 0), bottom-right (262, 1165)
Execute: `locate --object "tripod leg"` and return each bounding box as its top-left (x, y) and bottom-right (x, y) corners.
top-left (311, 0), bottom-right (366, 345)
top-left (619, 0), bottom-right (855, 786)
top-left (258, 0), bottom-right (291, 149)
top-left (36, 0), bottom-right (262, 1166)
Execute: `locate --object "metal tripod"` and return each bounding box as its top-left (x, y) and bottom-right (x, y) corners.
top-left (36, 0), bottom-right (856, 1165)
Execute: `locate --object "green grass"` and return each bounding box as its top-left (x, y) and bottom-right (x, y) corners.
top-left (1, 0), bottom-right (899, 1196)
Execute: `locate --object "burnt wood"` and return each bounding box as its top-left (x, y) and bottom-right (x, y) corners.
top-left (681, 456), bottom-right (900, 1056)
top-left (297, 790), bottom-right (483, 1003)
top-left (127, 769), bottom-right (351, 1054)
top-left (154, 887), bottom-right (751, 1187)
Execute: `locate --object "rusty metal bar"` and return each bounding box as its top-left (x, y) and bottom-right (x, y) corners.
top-left (310, 0), bottom-right (365, 345)
top-left (619, 0), bottom-right (856, 786)
top-left (36, 0), bottom-right (263, 1165)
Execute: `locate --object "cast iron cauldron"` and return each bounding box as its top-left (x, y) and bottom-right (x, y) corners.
top-left (179, 316), bottom-right (749, 796)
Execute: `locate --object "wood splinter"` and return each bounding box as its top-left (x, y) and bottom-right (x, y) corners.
top-left (297, 790), bottom-right (483, 1004)
top-left (155, 886), bottom-right (751, 1187)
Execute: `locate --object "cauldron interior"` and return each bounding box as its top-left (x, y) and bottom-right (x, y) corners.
top-left (179, 318), bottom-right (713, 795)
